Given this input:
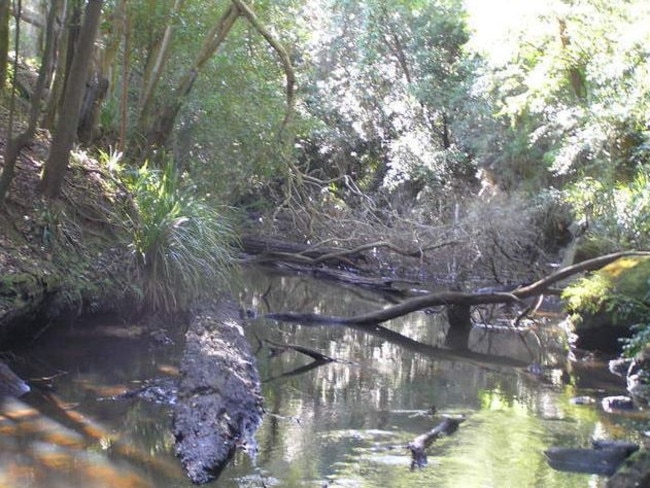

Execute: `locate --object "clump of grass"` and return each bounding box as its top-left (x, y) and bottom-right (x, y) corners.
top-left (123, 159), bottom-right (237, 313)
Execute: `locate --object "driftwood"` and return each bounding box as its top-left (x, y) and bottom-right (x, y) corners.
top-left (240, 236), bottom-right (366, 268)
top-left (408, 417), bottom-right (465, 469)
top-left (240, 236), bottom-right (460, 270)
top-left (267, 251), bottom-right (650, 326)
top-left (265, 338), bottom-right (335, 363)
top-left (173, 300), bottom-right (263, 484)
top-left (263, 339), bottom-right (336, 383)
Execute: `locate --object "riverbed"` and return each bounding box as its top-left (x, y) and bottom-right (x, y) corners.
top-left (0, 267), bottom-right (643, 487)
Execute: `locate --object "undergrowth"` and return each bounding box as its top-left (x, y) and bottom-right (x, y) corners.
top-left (114, 155), bottom-right (238, 313)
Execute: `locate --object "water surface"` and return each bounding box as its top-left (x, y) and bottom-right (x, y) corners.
top-left (0, 268), bottom-right (642, 487)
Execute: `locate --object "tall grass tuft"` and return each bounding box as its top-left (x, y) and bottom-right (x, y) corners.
top-left (125, 160), bottom-right (237, 313)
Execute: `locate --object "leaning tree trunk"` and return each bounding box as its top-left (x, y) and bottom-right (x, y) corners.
top-left (137, 0), bottom-right (185, 130)
top-left (138, 3), bottom-right (240, 152)
top-left (41, 0), bottom-right (103, 199)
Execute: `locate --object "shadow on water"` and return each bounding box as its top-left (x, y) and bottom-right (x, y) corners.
top-left (0, 267), bottom-right (643, 487)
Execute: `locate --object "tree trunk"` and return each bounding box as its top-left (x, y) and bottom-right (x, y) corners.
top-left (445, 304), bottom-right (472, 349)
top-left (42, 0), bottom-right (71, 130)
top-left (41, 0), bottom-right (103, 199)
top-left (137, 0), bottom-right (185, 129)
top-left (0, 0), bottom-right (9, 91)
top-left (77, 68), bottom-right (108, 143)
top-left (139, 3), bottom-right (240, 152)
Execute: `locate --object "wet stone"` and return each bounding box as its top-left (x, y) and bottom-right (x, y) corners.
top-left (602, 395), bottom-right (635, 412)
top-left (0, 361), bottom-right (30, 397)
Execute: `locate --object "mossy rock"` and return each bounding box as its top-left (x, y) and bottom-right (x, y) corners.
top-left (572, 236), bottom-right (616, 264)
top-left (563, 256), bottom-right (650, 351)
top-left (608, 446), bottom-right (650, 488)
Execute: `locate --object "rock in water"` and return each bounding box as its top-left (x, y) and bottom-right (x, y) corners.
top-left (173, 300), bottom-right (263, 484)
top-left (0, 361), bottom-right (30, 397)
top-left (545, 441), bottom-right (639, 476)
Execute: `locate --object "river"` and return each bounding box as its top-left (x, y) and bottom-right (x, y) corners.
top-left (0, 267), bottom-right (641, 487)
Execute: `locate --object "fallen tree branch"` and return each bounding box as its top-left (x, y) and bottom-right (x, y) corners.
top-left (262, 339), bottom-right (336, 383)
top-left (311, 239), bottom-right (462, 265)
top-left (241, 236), bottom-right (462, 269)
top-left (265, 338), bottom-right (335, 363)
top-left (513, 251), bottom-right (650, 298)
top-left (266, 251), bottom-right (650, 326)
top-left (408, 417), bottom-right (465, 469)
top-left (267, 290), bottom-right (521, 326)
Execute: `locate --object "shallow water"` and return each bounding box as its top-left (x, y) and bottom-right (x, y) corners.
top-left (1, 268), bottom-right (644, 487)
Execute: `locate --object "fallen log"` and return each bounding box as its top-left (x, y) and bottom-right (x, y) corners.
top-left (239, 236), bottom-right (366, 268)
top-left (240, 236), bottom-right (461, 273)
top-left (266, 251), bottom-right (650, 326)
top-left (173, 299), bottom-right (264, 484)
top-left (408, 417), bottom-right (465, 469)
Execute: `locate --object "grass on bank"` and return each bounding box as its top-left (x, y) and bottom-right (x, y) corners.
top-left (109, 152), bottom-right (237, 314)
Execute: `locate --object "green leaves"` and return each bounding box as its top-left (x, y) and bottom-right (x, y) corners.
top-left (124, 159), bottom-right (238, 312)
top-left (479, 0), bottom-right (650, 184)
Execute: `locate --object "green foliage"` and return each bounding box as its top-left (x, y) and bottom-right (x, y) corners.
top-left (562, 272), bottom-right (614, 319)
top-left (624, 322), bottom-right (650, 358)
top-left (123, 159), bottom-right (238, 313)
top-left (296, 0), bottom-right (477, 203)
top-left (472, 0), bottom-right (650, 191)
top-left (565, 167), bottom-right (650, 250)
top-left (563, 257), bottom-right (650, 356)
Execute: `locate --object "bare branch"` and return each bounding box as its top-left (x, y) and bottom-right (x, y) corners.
top-left (267, 251), bottom-right (650, 326)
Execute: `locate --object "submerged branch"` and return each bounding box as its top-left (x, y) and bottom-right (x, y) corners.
top-left (265, 338), bottom-right (335, 363)
top-left (408, 417), bottom-right (465, 469)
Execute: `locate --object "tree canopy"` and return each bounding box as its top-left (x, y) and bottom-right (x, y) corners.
top-left (0, 0), bottom-right (648, 261)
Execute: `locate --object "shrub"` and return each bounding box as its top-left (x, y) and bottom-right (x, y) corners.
top-left (124, 160), bottom-right (237, 313)
top-left (564, 168), bottom-right (650, 252)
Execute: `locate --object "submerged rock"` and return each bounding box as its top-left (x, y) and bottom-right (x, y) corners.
top-left (570, 396), bottom-right (596, 405)
top-left (545, 440), bottom-right (639, 476)
top-left (608, 347), bottom-right (650, 404)
top-left (172, 299), bottom-right (263, 485)
top-left (113, 377), bottom-right (179, 405)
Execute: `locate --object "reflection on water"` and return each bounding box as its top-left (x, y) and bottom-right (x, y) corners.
top-left (0, 268), bottom-right (641, 487)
